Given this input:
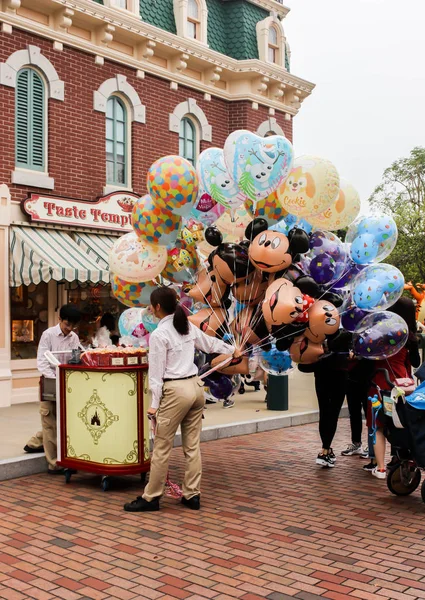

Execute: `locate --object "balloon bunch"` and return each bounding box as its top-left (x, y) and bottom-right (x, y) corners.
top-left (109, 129), bottom-right (407, 399)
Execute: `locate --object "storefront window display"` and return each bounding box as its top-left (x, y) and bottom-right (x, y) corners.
top-left (66, 283), bottom-right (123, 347)
top-left (10, 283), bottom-right (49, 360)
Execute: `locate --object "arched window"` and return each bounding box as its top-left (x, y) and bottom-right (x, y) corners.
top-left (15, 68), bottom-right (45, 171)
top-left (179, 117), bottom-right (196, 164)
top-left (187, 0), bottom-right (200, 39)
top-left (106, 96), bottom-right (127, 186)
top-left (268, 26), bottom-right (279, 64)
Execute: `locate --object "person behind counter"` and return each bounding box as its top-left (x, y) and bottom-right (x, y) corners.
top-left (24, 304), bottom-right (82, 473)
top-left (92, 312), bottom-right (120, 347)
top-left (124, 286), bottom-right (237, 513)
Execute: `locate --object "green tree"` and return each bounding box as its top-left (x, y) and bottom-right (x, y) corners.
top-left (369, 146), bottom-right (425, 284)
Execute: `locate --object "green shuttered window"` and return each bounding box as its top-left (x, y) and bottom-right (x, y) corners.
top-left (179, 117), bottom-right (196, 165)
top-left (15, 68), bottom-right (45, 171)
top-left (106, 96), bottom-right (127, 186)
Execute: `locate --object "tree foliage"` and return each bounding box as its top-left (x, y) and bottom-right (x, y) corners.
top-left (369, 146), bottom-right (425, 284)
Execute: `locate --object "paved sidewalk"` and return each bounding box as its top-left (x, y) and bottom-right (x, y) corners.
top-left (0, 420), bottom-right (424, 600)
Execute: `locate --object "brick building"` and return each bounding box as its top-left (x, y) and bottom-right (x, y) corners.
top-left (0, 0), bottom-right (313, 406)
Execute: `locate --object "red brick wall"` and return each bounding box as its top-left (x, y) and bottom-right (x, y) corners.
top-left (0, 29), bottom-right (293, 204)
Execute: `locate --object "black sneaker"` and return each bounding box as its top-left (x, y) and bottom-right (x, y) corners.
top-left (316, 453), bottom-right (335, 468)
top-left (47, 468), bottom-right (65, 475)
top-left (328, 448), bottom-right (336, 464)
top-left (123, 496), bottom-right (159, 512)
top-left (181, 495), bottom-right (200, 510)
top-left (363, 461), bottom-right (377, 472)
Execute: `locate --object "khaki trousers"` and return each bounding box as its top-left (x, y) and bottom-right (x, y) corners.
top-left (143, 377), bottom-right (205, 502)
top-left (39, 401), bottom-right (59, 471)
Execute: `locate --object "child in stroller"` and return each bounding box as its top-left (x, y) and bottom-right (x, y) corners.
top-left (370, 367), bottom-right (425, 500)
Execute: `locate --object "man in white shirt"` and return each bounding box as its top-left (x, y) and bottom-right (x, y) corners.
top-left (26, 304), bottom-right (81, 473)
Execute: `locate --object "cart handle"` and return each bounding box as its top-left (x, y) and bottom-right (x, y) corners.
top-left (44, 351), bottom-right (60, 366)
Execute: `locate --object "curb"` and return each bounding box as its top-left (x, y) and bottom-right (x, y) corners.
top-left (0, 407), bottom-right (349, 481)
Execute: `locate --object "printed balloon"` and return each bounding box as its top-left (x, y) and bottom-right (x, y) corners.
top-left (277, 155), bottom-right (340, 218)
top-left (161, 240), bottom-right (199, 283)
top-left (351, 263), bottom-right (404, 312)
top-left (132, 194), bottom-right (181, 247)
top-left (299, 230), bottom-right (348, 286)
top-left (111, 275), bottom-right (158, 308)
top-left (353, 311), bottom-right (408, 360)
top-left (197, 147), bottom-right (245, 210)
top-left (346, 213), bottom-right (398, 265)
top-left (308, 178), bottom-right (361, 230)
top-left (223, 130), bottom-right (294, 203)
top-left (260, 344), bottom-right (292, 376)
top-left (118, 308), bottom-right (144, 337)
top-left (109, 232), bottom-right (167, 283)
top-left (141, 307), bottom-right (160, 333)
top-left (245, 191), bottom-right (287, 225)
top-left (147, 155), bottom-right (199, 217)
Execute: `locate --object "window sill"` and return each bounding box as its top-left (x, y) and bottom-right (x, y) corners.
top-left (103, 184), bottom-right (133, 195)
top-left (11, 169), bottom-right (54, 190)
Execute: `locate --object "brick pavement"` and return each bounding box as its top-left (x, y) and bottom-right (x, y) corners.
top-left (0, 420), bottom-right (425, 600)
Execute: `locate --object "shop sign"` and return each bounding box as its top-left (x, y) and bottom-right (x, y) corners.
top-left (22, 192), bottom-right (140, 232)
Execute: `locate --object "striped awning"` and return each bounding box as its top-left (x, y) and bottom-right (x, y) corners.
top-left (73, 232), bottom-right (117, 270)
top-left (10, 226), bottom-right (110, 287)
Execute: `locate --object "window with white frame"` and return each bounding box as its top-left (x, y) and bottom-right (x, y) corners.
top-left (104, 0), bottom-right (138, 16)
top-left (173, 0), bottom-right (208, 44)
top-left (268, 26), bottom-right (279, 64)
top-left (256, 16), bottom-right (287, 68)
top-left (106, 96), bottom-right (128, 186)
top-left (179, 117), bottom-right (197, 165)
top-left (187, 0), bottom-right (200, 39)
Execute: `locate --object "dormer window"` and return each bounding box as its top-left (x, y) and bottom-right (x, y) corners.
top-left (187, 0), bottom-right (200, 39)
top-left (268, 26), bottom-right (279, 64)
top-left (257, 16), bottom-right (287, 68)
top-left (103, 0), bottom-right (139, 16)
top-left (174, 0), bottom-right (208, 45)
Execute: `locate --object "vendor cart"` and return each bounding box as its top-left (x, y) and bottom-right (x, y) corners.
top-left (54, 359), bottom-right (150, 491)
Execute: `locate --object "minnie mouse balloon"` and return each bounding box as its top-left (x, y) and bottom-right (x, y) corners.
top-left (308, 178), bottom-right (361, 230)
top-left (109, 232), bottom-right (167, 283)
top-left (223, 130), bottom-right (293, 203)
top-left (277, 156), bottom-right (340, 218)
top-left (197, 148), bottom-right (245, 210)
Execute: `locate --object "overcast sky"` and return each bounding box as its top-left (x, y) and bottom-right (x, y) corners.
top-left (285, 0), bottom-right (425, 204)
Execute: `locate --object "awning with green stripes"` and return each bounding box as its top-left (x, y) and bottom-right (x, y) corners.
top-left (10, 226), bottom-right (110, 287)
top-left (72, 232), bottom-right (117, 270)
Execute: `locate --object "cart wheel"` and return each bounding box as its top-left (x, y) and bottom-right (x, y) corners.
top-left (140, 472), bottom-right (147, 483)
top-left (239, 385), bottom-right (245, 395)
top-left (421, 479), bottom-right (425, 503)
top-left (101, 476), bottom-right (110, 492)
top-left (387, 462), bottom-right (421, 496)
top-left (64, 469), bottom-right (72, 484)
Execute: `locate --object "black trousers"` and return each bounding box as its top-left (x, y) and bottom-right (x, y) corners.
top-left (346, 380), bottom-right (368, 444)
top-left (315, 370), bottom-right (347, 450)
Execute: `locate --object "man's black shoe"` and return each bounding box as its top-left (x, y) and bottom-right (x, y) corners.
top-left (123, 496), bottom-right (159, 512)
top-left (181, 495), bottom-right (200, 510)
top-left (47, 468), bottom-right (65, 475)
top-left (24, 445), bottom-right (44, 453)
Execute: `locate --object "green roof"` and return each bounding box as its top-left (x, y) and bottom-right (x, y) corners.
top-left (139, 0), bottom-right (176, 34)
top-left (92, 0), bottom-right (290, 69)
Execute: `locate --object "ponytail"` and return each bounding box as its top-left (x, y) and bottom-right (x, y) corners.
top-left (150, 286), bottom-right (189, 336)
top-left (173, 304), bottom-right (189, 336)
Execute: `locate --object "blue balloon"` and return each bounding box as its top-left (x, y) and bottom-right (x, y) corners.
top-left (352, 279), bottom-right (384, 310)
top-left (260, 345), bottom-right (292, 376)
top-left (350, 234), bottom-right (379, 265)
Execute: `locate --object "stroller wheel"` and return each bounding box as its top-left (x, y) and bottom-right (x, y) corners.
top-left (421, 479), bottom-right (425, 504)
top-left (387, 462), bottom-right (421, 496)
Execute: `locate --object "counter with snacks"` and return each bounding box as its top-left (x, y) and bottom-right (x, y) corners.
top-left (56, 348), bottom-right (150, 491)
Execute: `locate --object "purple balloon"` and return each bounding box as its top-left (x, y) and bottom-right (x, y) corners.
top-left (341, 304), bottom-right (368, 332)
top-left (199, 366), bottom-right (233, 399)
top-left (353, 311), bottom-right (408, 360)
top-left (309, 253), bottom-right (336, 285)
top-left (333, 260), bottom-right (364, 289)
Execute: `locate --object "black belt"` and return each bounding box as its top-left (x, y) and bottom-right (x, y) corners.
top-left (163, 374), bottom-right (197, 382)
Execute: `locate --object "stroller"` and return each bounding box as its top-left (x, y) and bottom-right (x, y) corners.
top-left (372, 368), bottom-right (425, 500)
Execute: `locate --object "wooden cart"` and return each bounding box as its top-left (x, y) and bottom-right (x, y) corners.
top-left (56, 364), bottom-right (150, 491)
